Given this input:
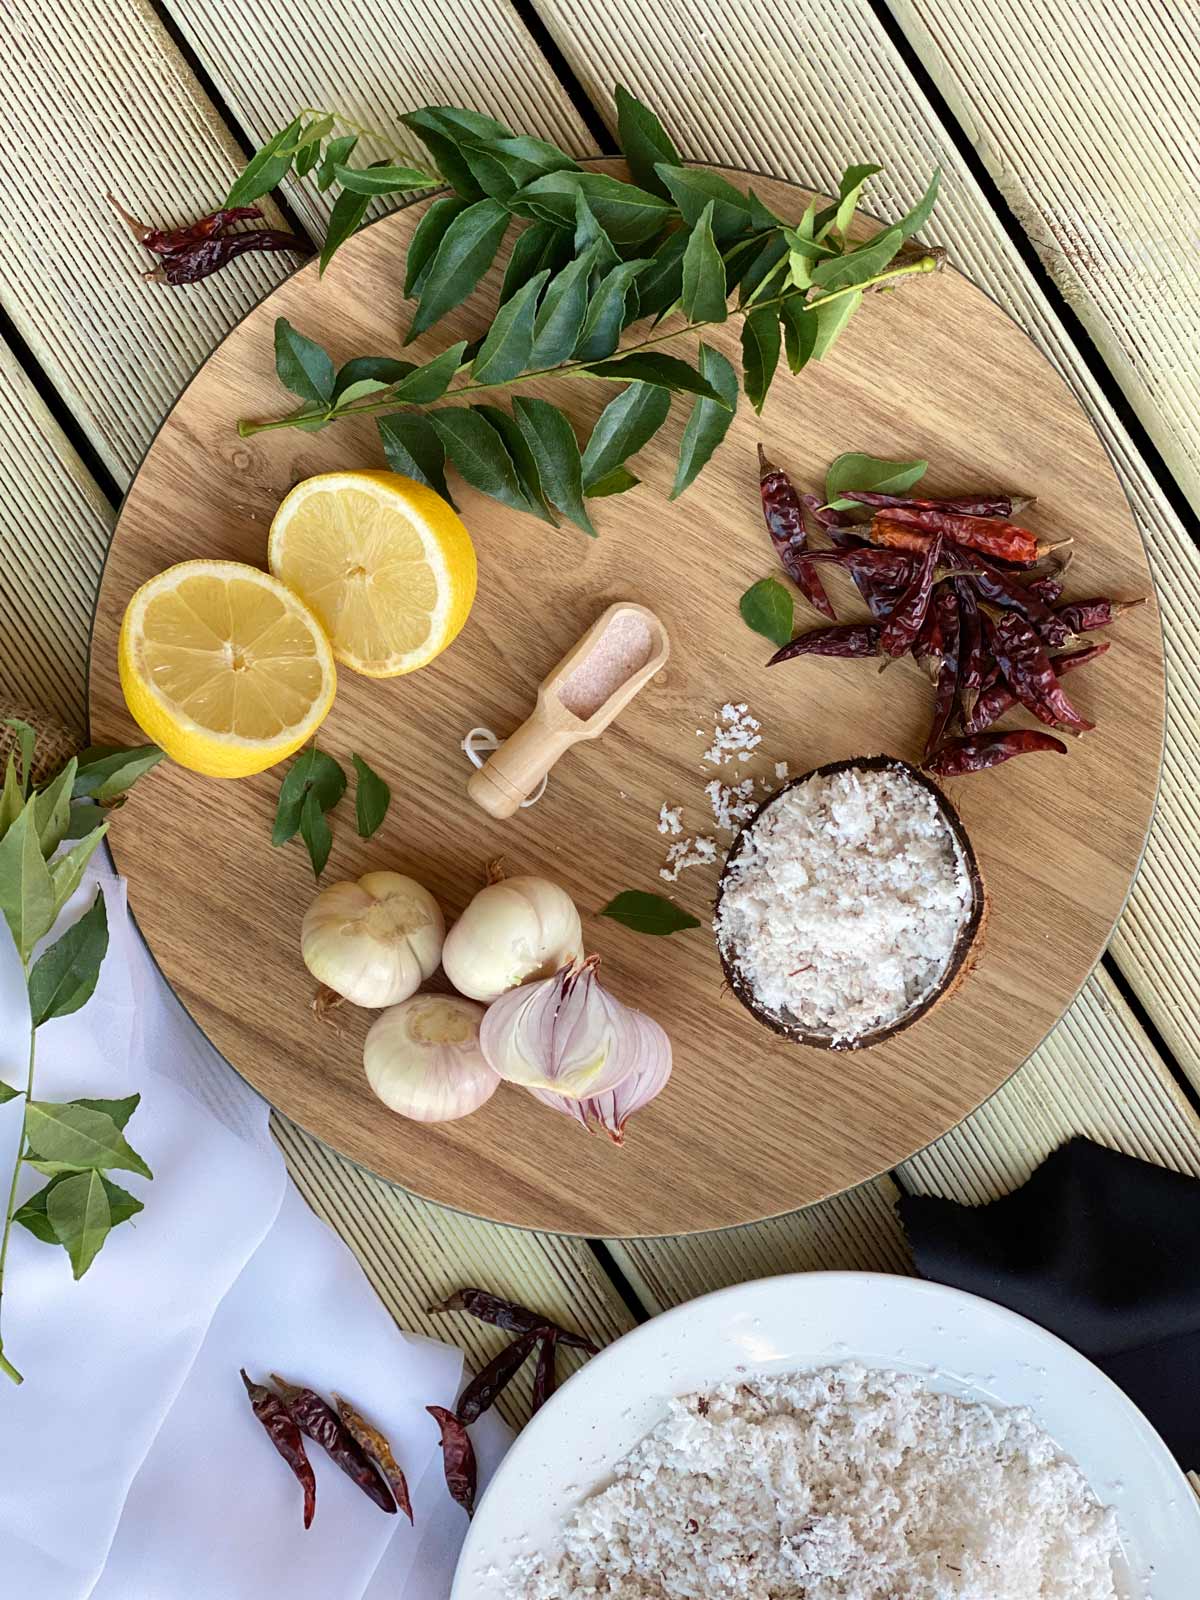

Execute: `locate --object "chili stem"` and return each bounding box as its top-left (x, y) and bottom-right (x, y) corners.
top-left (236, 253), bottom-right (939, 438)
top-left (0, 964), bottom-right (34, 1386)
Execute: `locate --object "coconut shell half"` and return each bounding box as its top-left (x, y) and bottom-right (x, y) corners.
top-left (715, 754), bottom-right (988, 1052)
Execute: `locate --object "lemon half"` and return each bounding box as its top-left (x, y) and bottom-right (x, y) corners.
top-left (267, 470), bottom-right (477, 678)
top-left (118, 559), bottom-right (336, 778)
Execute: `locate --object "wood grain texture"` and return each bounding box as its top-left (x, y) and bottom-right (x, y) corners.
top-left (530, 0), bottom-right (1200, 1125)
top-left (900, 966), bottom-right (1200, 1198)
top-left (161, 0), bottom-right (590, 238)
top-left (0, 343), bottom-right (112, 729)
top-left (888, 0), bottom-right (1200, 515)
top-left (88, 168), bottom-right (1162, 1235)
top-left (273, 1115), bottom-right (635, 1426)
top-left (608, 1176), bottom-right (910, 1315)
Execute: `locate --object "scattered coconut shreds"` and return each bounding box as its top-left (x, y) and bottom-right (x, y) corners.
top-left (705, 776), bottom-right (757, 833)
top-left (775, 761), bottom-right (789, 780)
top-left (702, 702), bottom-right (762, 766)
top-left (660, 837), bottom-right (719, 883)
top-left (657, 803), bottom-right (683, 837)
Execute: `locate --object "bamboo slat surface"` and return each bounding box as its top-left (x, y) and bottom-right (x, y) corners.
top-left (0, 1), bottom-right (641, 1340)
top-left (888, 0), bottom-right (1200, 516)
top-left (0, 0), bottom-right (296, 486)
top-left (608, 1178), bottom-right (910, 1316)
top-left (530, 0), bottom-right (1200, 1095)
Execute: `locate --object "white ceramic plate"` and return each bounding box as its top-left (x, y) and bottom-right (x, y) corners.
top-left (453, 1272), bottom-right (1200, 1598)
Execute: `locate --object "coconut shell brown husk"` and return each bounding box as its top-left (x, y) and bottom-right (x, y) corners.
top-left (715, 754), bottom-right (988, 1053)
top-left (0, 701), bottom-right (81, 788)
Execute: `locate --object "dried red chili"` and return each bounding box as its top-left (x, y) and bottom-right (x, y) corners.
top-left (842, 489), bottom-right (1033, 518)
top-left (457, 1330), bottom-right (542, 1425)
top-left (428, 1288), bottom-right (599, 1354)
top-left (912, 593), bottom-right (946, 683)
top-left (880, 535), bottom-right (941, 657)
top-left (334, 1395), bottom-right (413, 1524)
top-left (1053, 596), bottom-right (1146, 635)
top-left (270, 1375), bottom-right (396, 1514)
top-left (924, 585), bottom-right (961, 760)
top-left (963, 641), bottom-right (1110, 735)
top-left (945, 547), bottom-right (1071, 647)
top-left (925, 729), bottom-right (1068, 776)
top-left (109, 194), bottom-right (309, 284)
top-left (991, 613), bottom-right (1095, 734)
top-left (768, 622), bottom-right (881, 664)
top-left (427, 1406), bottom-right (477, 1519)
top-left (532, 1333), bottom-right (558, 1415)
top-left (1026, 575), bottom-right (1065, 607)
top-left (240, 1369), bottom-right (317, 1529)
top-left (757, 447), bottom-right (836, 620)
top-left (954, 581), bottom-right (986, 717)
top-left (871, 510), bottom-right (1049, 567)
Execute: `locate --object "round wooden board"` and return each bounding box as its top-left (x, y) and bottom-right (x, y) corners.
top-left (89, 165), bottom-right (1163, 1237)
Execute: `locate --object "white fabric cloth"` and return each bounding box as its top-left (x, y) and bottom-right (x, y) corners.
top-left (0, 861), bottom-right (510, 1597)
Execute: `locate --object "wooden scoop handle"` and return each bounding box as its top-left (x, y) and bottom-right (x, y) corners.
top-left (466, 707), bottom-right (578, 819)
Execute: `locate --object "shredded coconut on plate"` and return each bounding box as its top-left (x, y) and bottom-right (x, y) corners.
top-left (715, 762), bottom-right (973, 1043)
top-left (508, 1364), bottom-right (1119, 1600)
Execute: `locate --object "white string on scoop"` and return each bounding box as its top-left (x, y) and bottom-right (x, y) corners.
top-left (461, 727), bottom-right (548, 807)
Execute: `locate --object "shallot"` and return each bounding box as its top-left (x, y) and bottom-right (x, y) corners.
top-left (301, 872), bottom-right (444, 1008)
top-left (363, 995), bottom-right (498, 1122)
top-left (441, 874), bottom-right (582, 1003)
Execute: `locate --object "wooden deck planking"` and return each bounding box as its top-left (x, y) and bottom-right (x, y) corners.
top-left (0, 344), bottom-right (112, 729)
top-left (887, 0), bottom-right (1200, 515)
top-left (161, 0), bottom-right (591, 238)
top-left (1, 0), bottom-right (1197, 1323)
top-left (530, 0), bottom-right (1200, 1103)
top-left (887, 0), bottom-right (1200, 1095)
top-left (900, 967), bottom-right (1200, 1198)
top-left (0, 0), bottom-right (297, 487)
top-left (273, 1116), bottom-right (636, 1425)
top-left (608, 1178), bottom-right (911, 1317)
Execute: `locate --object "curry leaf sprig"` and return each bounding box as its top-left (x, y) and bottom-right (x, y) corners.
top-left (236, 88), bottom-right (942, 530)
top-left (0, 726), bottom-right (165, 1386)
top-left (224, 109), bottom-right (443, 274)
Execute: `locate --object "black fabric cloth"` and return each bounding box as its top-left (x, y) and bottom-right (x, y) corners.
top-left (897, 1136), bottom-right (1200, 1468)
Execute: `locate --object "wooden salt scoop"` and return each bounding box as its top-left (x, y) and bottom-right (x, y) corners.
top-left (467, 601), bottom-right (669, 819)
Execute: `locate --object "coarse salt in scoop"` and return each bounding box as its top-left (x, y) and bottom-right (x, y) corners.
top-left (467, 602), bottom-right (668, 819)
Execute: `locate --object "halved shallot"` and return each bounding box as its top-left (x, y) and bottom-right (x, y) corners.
top-left (529, 1021), bottom-right (672, 1144)
top-left (479, 957), bottom-right (670, 1105)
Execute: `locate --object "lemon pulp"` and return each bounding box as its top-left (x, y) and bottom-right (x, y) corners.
top-left (267, 470), bottom-right (477, 678)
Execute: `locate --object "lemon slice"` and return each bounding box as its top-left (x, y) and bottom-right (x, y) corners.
top-left (118, 560), bottom-right (336, 779)
top-left (267, 470), bottom-right (478, 678)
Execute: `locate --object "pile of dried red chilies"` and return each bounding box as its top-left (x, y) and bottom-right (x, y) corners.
top-left (241, 1291), bottom-right (598, 1529)
top-left (756, 447), bottom-right (1145, 777)
top-left (109, 195), bottom-right (309, 284)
